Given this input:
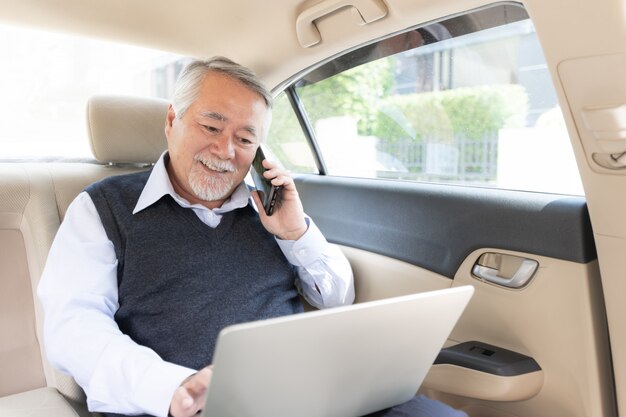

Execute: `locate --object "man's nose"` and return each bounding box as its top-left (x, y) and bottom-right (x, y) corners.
top-left (210, 135), bottom-right (235, 159)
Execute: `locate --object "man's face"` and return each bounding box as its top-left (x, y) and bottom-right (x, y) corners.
top-left (165, 72), bottom-right (270, 207)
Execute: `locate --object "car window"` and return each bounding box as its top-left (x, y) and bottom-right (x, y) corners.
top-left (270, 3), bottom-right (583, 195)
top-left (266, 91), bottom-right (318, 173)
top-left (0, 23), bottom-right (186, 160)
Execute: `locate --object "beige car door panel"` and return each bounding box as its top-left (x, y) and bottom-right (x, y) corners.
top-left (296, 175), bottom-right (610, 417)
top-left (432, 249), bottom-right (612, 417)
top-left (342, 243), bottom-right (612, 417)
top-left (339, 245), bottom-right (451, 302)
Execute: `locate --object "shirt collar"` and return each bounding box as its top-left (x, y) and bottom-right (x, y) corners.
top-left (133, 151), bottom-right (251, 215)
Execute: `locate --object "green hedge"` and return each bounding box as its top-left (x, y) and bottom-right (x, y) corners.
top-left (268, 83), bottom-right (529, 174)
top-left (373, 84), bottom-right (528, 143)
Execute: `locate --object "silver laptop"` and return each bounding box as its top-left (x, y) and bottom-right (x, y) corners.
top-left (201, 285), bottom-right (474, 417)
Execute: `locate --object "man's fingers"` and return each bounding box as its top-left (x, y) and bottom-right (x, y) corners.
top-left (177, 387), bottom-right (194, 408)
top-left (171, 386), bottom-right (200, 417)
top-left (262, 164), bottom-right (290, 180)
top-left (184, 367), bottom-right (212, 396)
top-left (250, 190), bottom-right (267, 218)
top-left (269, 174), bottom-right (293, 187)
top-left (193, 366), bottom-right (213, 390)
top-left (181, 396), bottom-right (193, 408)
top-left (170, 367), bottom-right (213, 417)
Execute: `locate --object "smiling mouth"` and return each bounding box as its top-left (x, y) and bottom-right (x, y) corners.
top-left (202, 163), bottom-right (229, 173)
top-left (195, 156), bottom-right (235, 174)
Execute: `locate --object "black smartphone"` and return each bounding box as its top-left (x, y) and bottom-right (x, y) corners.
top-left (250, 146), bottom-right (281, 216)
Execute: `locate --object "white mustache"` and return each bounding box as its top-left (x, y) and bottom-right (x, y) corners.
top-left (194, 154), bottom-right (236, 173)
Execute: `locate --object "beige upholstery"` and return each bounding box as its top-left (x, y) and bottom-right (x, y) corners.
top-left (0, 387), bottom-right (80, 417)
top-left (0, 164), bottom-right (91, 417)
top-left (87, 94), bottom-right (169, 164)
top-left (0, 95), bottom-right (168, 416)
top-left (0, 167), bottom-right (49, 397)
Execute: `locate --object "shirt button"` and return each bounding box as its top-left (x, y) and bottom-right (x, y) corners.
top-left (298, 249), bottom-right (306, 256)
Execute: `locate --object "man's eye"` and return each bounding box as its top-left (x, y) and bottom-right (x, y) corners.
top-left (239, 137), bottom-right (254, 144)
top-left (203, 125), bottom-right (219, 133)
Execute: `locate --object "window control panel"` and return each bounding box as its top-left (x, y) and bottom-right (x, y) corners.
top-left (434, 341), bottom-right (541, 376)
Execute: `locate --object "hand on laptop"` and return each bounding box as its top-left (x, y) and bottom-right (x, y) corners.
top-left (169, 365), bottom-right (213, 417)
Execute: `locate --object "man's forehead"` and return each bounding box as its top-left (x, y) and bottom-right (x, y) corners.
top-left (193, 87), bottom-right (267, 112)
top-left (199, 72), bottom-right (267, 102)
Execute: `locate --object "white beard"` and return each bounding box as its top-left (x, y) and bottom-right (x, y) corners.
top-left (188, 154), bottom-right (237, 202)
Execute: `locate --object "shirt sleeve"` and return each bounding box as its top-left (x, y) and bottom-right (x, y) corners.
top-left (37, 191), bottom-right (195, 417)
top-left (275, 218), bottom-right (355, 309)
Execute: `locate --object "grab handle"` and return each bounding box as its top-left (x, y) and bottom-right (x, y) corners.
top-left (296, 0), bottom-right (388, 47)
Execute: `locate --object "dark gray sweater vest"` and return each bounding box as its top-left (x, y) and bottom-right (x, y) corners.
top-left (86, 170), bottom-right (303, 378)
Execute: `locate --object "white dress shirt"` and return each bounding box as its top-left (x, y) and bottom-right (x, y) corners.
top-left (38, 153), bottom-right (355, 417)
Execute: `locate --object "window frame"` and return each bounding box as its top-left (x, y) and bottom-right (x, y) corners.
top-left (269, 2), bottom-right (581, 195)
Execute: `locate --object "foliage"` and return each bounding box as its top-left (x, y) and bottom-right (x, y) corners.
top-left (268, 60), bottom-right (529, 179)
top-left (266, 92), bottom-right (318, 173)
top-left (267, 92), bottom-right (301, 157)
top-left (374, 85), bottom-right (528, 144)
top-left (267, 59), bottom-right (395, 172)
top-left (296, 59), bottom-right (395, 136)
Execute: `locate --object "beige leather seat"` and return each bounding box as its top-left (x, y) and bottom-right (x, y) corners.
top-left (0, 95), bottom-right (169, 417)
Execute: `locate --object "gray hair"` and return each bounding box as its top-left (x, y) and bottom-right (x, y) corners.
top-left (171, 56), bottom-right (273, 119)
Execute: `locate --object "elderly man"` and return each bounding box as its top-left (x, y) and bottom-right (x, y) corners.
top-left (38, 57), bottom-right (465, 417)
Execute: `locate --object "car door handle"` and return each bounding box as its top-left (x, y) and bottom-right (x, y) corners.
top-left (472, 253), bottom-right (538, 288)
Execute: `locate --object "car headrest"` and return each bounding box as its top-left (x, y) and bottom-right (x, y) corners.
top-left (86, 95), bottom-right (169, 164)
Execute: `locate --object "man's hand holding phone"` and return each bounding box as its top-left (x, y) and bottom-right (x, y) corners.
top-left (250, 147), bottom-right (281, 216)
top-left (250, 150), bottom-right (307, 241)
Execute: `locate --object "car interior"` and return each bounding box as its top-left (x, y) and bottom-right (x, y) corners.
top-left (0, 0), bottom-right (625, 416)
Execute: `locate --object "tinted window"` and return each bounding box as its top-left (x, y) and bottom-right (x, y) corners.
top-left (270, 4), bottom-right (582, 195)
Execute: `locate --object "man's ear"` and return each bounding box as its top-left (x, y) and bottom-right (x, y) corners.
top-left (164, 104), bottom-right (176, 139)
